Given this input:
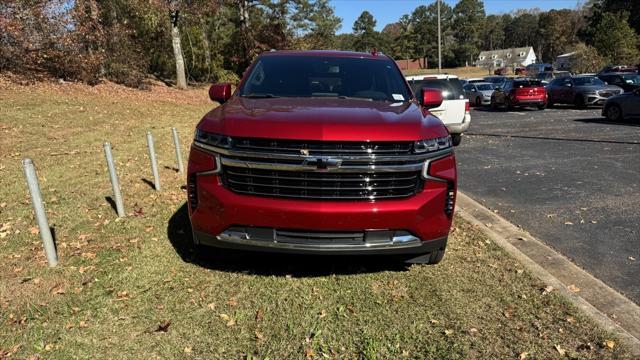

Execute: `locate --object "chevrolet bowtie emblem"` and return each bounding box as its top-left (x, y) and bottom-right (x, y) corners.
top-left (303, 156), bottom-right (342, 170)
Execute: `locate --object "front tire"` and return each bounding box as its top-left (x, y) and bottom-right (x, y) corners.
top-left (451, 133), bottom-right (462, 146)
top-left (475, 97), bottom-right (482, 107)
top-left (537, 103), bottom-right (546, 110)
top-left (605, 103), bottom-right (623, 122)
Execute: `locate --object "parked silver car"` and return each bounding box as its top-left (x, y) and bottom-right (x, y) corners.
top-left (464, 82), bottom-right (495, 107)
top-left (602, 88), bottom-right (640, 121)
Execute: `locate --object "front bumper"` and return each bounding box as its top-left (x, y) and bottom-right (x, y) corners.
top-left (194, 227), bottom-right (447, 256)
top-left (189, 172), bottom-right (455, 255)
top-left (582, 93), bottom-right (614, 106)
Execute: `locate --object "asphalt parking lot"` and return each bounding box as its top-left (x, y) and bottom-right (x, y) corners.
top-left (456, 106), bottom-right (640, 303)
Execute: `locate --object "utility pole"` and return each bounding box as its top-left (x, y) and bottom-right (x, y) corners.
top-left (437, 0), bottom-right (442, 73)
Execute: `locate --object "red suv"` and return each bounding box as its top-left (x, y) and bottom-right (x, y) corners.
top-left (490, 78), bottom-right (547, 110)
top-left (187, 50), bottom-right (457, 264)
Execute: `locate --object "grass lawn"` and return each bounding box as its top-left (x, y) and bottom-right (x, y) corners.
top-left (0, 78), bottom-right (632, 359)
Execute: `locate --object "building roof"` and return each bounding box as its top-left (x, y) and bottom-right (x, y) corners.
top-left (476, 47), bottom-right (534, 67)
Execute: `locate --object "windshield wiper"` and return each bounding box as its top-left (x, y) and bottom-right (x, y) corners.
top-left (336, 96), bottom-right (373, 101)
top-left (241, 93), bottom-right (280, 98)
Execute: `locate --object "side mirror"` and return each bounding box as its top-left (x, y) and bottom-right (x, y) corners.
top-left (209, 83), bottom-right (232, 103)
top-left (421, 88), bottom-right (443, 109)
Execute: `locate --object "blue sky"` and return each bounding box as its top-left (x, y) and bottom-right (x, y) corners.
top-left (331, 0), bottom-right (584, 33)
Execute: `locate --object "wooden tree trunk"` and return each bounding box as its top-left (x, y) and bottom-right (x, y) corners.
top-left (201, 20), bottom-right (211, 78)
top-left (171, 12), bottom-right (187, 89)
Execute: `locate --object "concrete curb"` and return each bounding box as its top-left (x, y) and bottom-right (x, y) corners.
top-left (456, 192), bottom-right (640, 356)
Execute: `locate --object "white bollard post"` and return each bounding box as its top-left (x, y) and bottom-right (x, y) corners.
top-left (171, 127), bottom-right (184, 174)
top-left (146, 131), bottom-right (161, 191)
top-left (22, 158), bottom-right (58, 267)
top-left (103, 142), bottom-right (125, 217)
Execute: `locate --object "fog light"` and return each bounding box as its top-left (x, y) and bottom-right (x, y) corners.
top-left (187, 174), bottom-right (198, 210)
top-left (445, 181), bottom-right (455, 218)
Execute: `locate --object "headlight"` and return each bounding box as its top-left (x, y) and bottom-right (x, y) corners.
top-left (414, 136), bottom-right (452, 153)
top-left (194, 129), bottom-right (232, 148)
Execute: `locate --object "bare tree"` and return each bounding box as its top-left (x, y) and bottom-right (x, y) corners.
top-left (168, 1), bottom-right (187, 89)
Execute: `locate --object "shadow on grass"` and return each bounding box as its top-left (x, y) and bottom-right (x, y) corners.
top-left (141, 178), bottom-right (156, 190)
top-left (167, 203), bottom-right (410, 277)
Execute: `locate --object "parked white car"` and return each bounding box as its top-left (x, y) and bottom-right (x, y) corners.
top-left (406, 74), bottom-right (470, 145)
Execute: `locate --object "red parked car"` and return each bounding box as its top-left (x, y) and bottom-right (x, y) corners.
top-left (490, 78), bottom-right (547, 110)
top-left (187, 50), bottom-right (458, 264)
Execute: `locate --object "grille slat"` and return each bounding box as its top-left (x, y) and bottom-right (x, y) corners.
top-left (234, 138), bottom-right (413, 156)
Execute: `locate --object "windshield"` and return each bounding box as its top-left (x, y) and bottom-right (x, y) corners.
top-left (408, 78), bottom-right (464, 100)
top-left (514, 80), bottom-right (543, 88)
top-left (485, 77), bottom-right (505, 84)
top-left (574, 77), bottom-right (605, 86)
top-left (476, 84), bottom-right (494, 91)
top-left (239, 55), bottom-right (411, 102)
top-left (621, 74), bottom-right (640, 84)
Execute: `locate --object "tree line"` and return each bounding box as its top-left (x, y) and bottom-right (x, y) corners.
top-left (1, 0), bottom-right (638, 88)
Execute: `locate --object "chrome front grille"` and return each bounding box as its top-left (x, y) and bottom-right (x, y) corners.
top-left (194, 137), bottom-right (452, 201)
top-left (223, 167), bottom-right (422, 199)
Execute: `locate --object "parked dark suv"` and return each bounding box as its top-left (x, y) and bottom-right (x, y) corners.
top-left (546, 75), bottom-right (623, 108)
top-left (598, 72), bottom-right (640, 93)
top-left (188, 50), bottom-right (458, 264)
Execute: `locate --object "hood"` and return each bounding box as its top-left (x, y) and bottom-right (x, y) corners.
top-left (576, 84), bottom-right (623, 92)
top-left (480, 90), bottom-right (494, 96)
top-left (198, 96), bottom-right (449, 141)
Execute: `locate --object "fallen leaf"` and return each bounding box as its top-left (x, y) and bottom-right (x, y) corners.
top-left (518, 352), bottom-right (528, 360)
top-left (541, 285), bottom-right (554, 295)
top-left (79, 320), bottom-right (88, 328)
top-left (444, 329), bottom-right (454, 336)
top-left (304, 348), bottom-right (315, 359)
top-left (603, 340), bottom-right (615, 350)
top-left (207, 303), bottom-right (216, 310)
top-left (503, 307), bottom-right (515, 318)
top-left (219, 313), bottom-right (230, 322)
top-left (154, 320), bottom-right (171, 333)
top-left (184, 346), bottom-right (192, 354)
top-left (468, 328), bottom-right (479, 337)
top-left (255, 308), bottom-right (264, 322)
top-left (226, 298), bottom-right (238, 306)
top-left (629, 256), bottom-right (636, 261)
top-left (566, 316), bottom-right (576, 324)
top-left (255, 331), bottom-right (265, 341)
top-left (29, 227), bottom-right (40, 235)
top-left (555, 344), bottom-right (566, 355)
top-left (568, 284), bottom-right (580, 293)
top-left (318, 309), bottom-right (327, 319)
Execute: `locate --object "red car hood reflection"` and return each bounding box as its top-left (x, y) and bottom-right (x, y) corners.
top-left (198, 97), bottom-right (448, 141)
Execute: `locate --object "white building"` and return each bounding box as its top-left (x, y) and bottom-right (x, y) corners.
top-left (555, 52), bottom-right (577, 71)
top-left (476, 47), bottom-right (537, 68)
